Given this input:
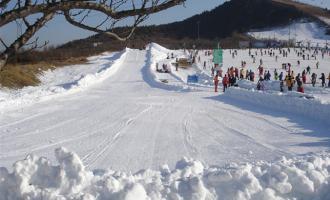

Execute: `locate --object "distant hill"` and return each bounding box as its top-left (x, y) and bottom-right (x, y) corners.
top-left (55, 0), bottom-right (328, 52)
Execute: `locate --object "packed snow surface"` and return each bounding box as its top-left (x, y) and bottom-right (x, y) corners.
top-left (1, 148), bottom-right (330, 200)
top-left (1, 43), bottom-right (330, 199)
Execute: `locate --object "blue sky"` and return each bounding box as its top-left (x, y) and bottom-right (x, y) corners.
top-left (0, 0), bottom-right (227, 47)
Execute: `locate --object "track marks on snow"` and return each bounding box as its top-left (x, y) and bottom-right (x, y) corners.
top-left (82, 105), bottom-right (153, 168)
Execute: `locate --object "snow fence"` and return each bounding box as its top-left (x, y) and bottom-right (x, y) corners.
top-left (224, 87), bottom-right (330, 125)
top-left (1, 148), bottom-right (330, 200)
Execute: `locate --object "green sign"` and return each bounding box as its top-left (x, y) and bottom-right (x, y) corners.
top-left (213, 49), bottom-right (223, 65)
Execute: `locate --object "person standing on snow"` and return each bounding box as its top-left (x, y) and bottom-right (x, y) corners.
top-left (222, 74), bottom-right (229, 92)
top-left (274, 69), bottom-right (278, 80)
top-left (279, 72), bottom-right (284, 81)
top-left (258, 65), bottom-right (264, 78)
top-left (214, 73), bottom-right (219, 92)
top-left (307, 66), bottom-right (311, 74)
top-left (297, 78), bottom-right (304, 93)
top-left (302, 70), bottom-right (307, 84)
top-left (280, 80), bottom-right (284, 92)
top-left (285, 74), bottom-right (294, 91)
top-left (328, 73), bottom-right (330, 87)
top-left (257, 77), bottom-right (264, 91)
top-left (320, 73), bottom-right (326, 87)
top-left (311, 73), bottom-right (317, 87)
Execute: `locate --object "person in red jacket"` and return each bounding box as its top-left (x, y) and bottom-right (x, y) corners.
top-left (222, 74), bottom-right (229, 92)
top-left (214, 74), bottom-right (219, 92)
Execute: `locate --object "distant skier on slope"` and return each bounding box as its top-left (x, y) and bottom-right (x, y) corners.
top-left (328, 73), bottom-right (330, 87)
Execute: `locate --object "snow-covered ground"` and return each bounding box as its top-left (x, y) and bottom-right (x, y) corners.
top-left (249, 21), bottom-right (330, 47)
top-left (0, 43), bottom-right (330, 199)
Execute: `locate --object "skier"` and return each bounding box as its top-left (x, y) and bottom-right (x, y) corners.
top-left (222, 74), bottom-right (229, 92)
top-left (214, 73), bottom-right (219, 92)
top-left (320, 73), bottom-right (326, 87)
top-left (311, 73), bottom-right (317, 87)
top-left (316, 61), bottom-right (319, 69)
top-left (328, 72), bottom-right (330, 87)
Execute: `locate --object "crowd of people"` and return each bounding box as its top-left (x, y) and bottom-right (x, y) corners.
top-left (208, 47), bottom-right (330, 93)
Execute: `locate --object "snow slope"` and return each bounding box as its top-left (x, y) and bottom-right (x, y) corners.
top-left (249, 22), bottom-right (330, 47)
top-left (0, 44), bottom-right (330, 199)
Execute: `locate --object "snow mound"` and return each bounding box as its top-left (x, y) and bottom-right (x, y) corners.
top-left (1, 148), bottom-right (330, 200)
top-left (0, 49), bottom-right (127, 112)
top-left (223, 86), bottom-right (330, 125)
top-left (147, 42), bottom-right (171, 53)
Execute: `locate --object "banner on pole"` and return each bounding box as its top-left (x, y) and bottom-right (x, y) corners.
top-left (213, 49), bottom-right (223, 65)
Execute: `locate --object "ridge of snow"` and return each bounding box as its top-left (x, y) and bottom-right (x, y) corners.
top-left (0, 49), bottom-right (127, 112)
top-left (222, 86), bottom-right (330, 125)
top-left (1, 148), bottom-right (330, 200)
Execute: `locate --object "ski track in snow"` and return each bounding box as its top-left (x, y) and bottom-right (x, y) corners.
top-left (0, 46), bottom-right (330, 173)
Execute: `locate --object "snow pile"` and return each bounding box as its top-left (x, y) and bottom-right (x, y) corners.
top-left (0, 50), bottom-right (127, 112)
top-left (145, 43), bottom-right (192, 91)
top-left (1, 148), bottom-right (330, 200)
top-left (248, 22), bottom-right (330, 47)
top-left (224, 86), bottom-right (330, 125)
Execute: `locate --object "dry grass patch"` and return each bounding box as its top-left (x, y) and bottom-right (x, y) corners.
top-left (0, 57), bottom-right (87, 89)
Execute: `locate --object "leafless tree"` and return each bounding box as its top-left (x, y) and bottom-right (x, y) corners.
top-left (0, 0), bottom-right (185, 70)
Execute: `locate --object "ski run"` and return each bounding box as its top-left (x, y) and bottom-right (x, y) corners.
top-left (0, 43), bottom-right (330, 199)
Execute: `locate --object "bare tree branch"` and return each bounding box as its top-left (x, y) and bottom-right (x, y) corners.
top-left (0, 12), bottom-right (55, 69)
top-left (0, 0), bottom-right (186, 70)
top-left (1, 0), bottom-right (185, 27)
